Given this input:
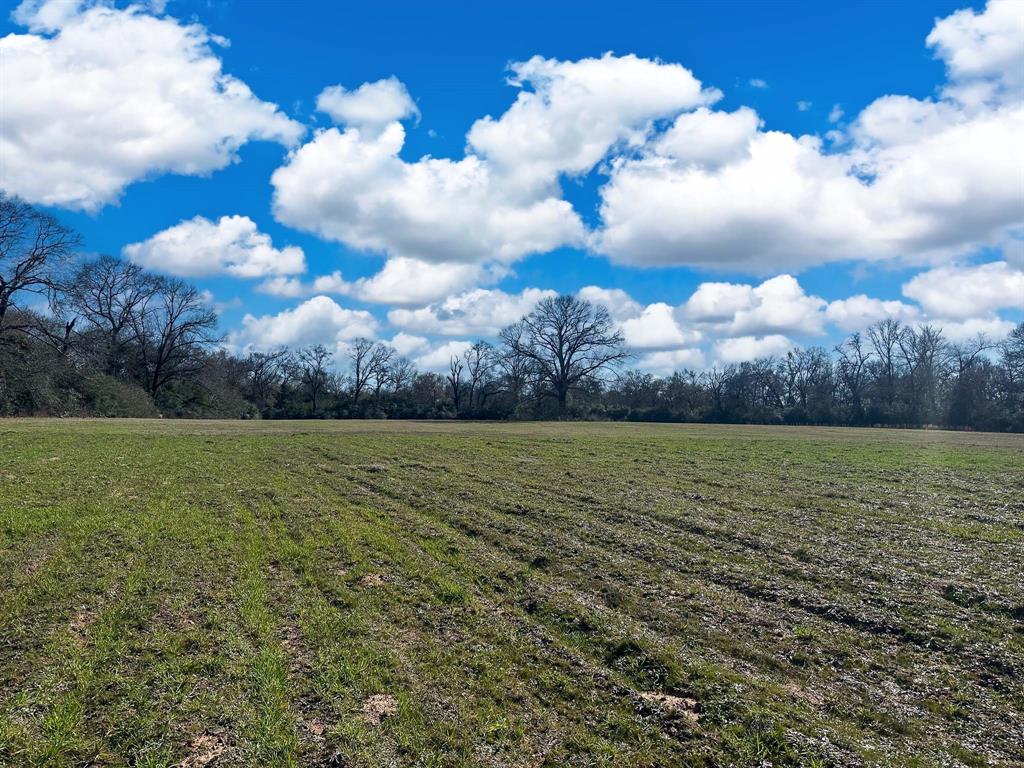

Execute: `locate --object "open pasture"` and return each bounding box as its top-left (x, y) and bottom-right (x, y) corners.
top-left (0, 420), bottom-right (1021, 767)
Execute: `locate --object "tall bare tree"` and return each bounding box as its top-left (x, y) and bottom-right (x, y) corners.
top-left (369, 344), bottom-right (395, 402)
top-left (245, 348), bottom-right (292, 410)
top-left (835, 332), bottom-right (872, 420)
top-left (463, 340), bottom-right (495, 409)
top-left (447, 355), bottom-right (465, 411)
top-left (348, 338), bottom-right (392, 404)
top-left (500, 295), bottom-right (627, 411)
top-left (389, 356), bottom-right (417, 393)
top-left (298, 344), bottom-right (333, 413)
top-left (131, 277), bottom-right (219, 398)
top-left (868, 318), bottom-right (906, 412)
top-left (65, 255), bottom-right (159, 375)
top-left (0, 194), bottom-right (79, 337)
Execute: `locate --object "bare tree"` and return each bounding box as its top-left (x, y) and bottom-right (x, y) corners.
top-left (868, 318), bottom-right (906, 412)
top-left (245, 348), bottom-right (292, 410)
top-left (499, 294), bottom-right (628, 411)
top-left (463, 340), bottom-right (495, 409)
top-left (784, 346), bottom-right (832, 411)
top-left (496, 330), bottom-right (533, 405)
top-left (899, 325), bottom-right (948, 422)
top-left (447, 355), bottom-right (465, 411)
top-left (835, 332), bottom-right (872, 420)
top-left (348, 338), bottom-right (393, 404)
top-left (389, 356), bottom-right (417, 393)
top-left (369, 344), bottom-right (395, 402)
top-left (949, 333), bottom-right (995, 377)
top-left (0, 194), bottom-right (79, 337)
top-left (1001, 324), bottom-right (1024, 384)
top-left (65, 255), bottom-right (159, 375)
top-left (298, 344), bottom-right (333, 413)
top-left (131, 277), bottom-right (219, 398)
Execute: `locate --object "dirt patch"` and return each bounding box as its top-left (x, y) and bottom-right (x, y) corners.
top-left (638, 691), bottom-right (700, 725)
top-left (362, 693), bottom-right (398, 725)
top-left (178, 734), bottom-right (226, 768)
top-left (358, 573), bottom-right (386, 588)
top-left (783, 682), bottom-right (825, 708)
top-left (305, 719), bottom-right (327, 737)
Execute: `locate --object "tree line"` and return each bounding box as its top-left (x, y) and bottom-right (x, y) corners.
top-left (2, 194), bottom-right (1022, 430)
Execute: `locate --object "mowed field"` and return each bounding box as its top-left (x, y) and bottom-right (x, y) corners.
top-left (0, 421), bottom-right (1021, 768)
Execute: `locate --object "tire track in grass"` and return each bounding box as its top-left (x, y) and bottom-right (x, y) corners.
top-left (0, 507), bottom-right (138, 729)
top-left (278, 457), bottom-right (717, 767)
top-left (333, 436), bottom-right (1015, 765)
top-left (311, 443), bottom-right (1001, 767)
top-left (336, 477), bottom-right (829, 767)
top-left (228, 501), bottom-right (300, 768)
top-left (256, 457), bottom-right (686, 767)
top-left (0, 508), bottom-right (166, 766)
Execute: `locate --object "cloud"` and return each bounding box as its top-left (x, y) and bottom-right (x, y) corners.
top-left (652, 107), bottom-right (760, 168)
top-left (935, 316), bottom-right (1015, 343)
top-left (593, 1), bottom-right (1023, 271)
top-left (902, 261), bottom-right (1024, 319)
top-left (2, 0), bottom-right (301, 211)
top-left (388, 287), bottom-right (556, 336)
top-left (637, 348), bottom-right (705, 374)
top-left (388, 332), bottom-right (429, 356)
top-left (272, 54), bottom-right (713, 268)
top-left (578, 286), bottom-right (699, 350)
top-left (825, 295), bottom-right (920, 331)
top-left (466, 53), bottom-right (715, 192)
top-left (230, 296), bottom-right (378, 352)
top-left (349, 259), bottom-right (507, 305)
top-left (124, 216), bottom-right (305, 278)
top-left (577, 286), bottom-right (642, 320)
top-left (829, 104), bottom-right (844, 123)
top-left (258, 258), bottom-right (506, 305)
top-left (797, 100), bottom-right (812, 112)
top-left (749, 78), bottom-right (768, 89)
top-left (619, 303), bottom-right (700, 349)
top-left (685, 275), bottom-right (827, 336)
top-left (316, 77), bottom-right (419, 130)
top-left (926, 0), bottom-right (1024, 96)
top-left (714, 334), bottom-right (793, 363)
top-left (414, 340), bottom-right (473, 371)
top-left (271, 122), bottom-right (585, 265)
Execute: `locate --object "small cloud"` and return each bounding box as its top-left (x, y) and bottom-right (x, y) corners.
top-left (749, 78), bottom-right (768, 89)
top-left (797, 100), bottom-right (812, 112)
top-left (828, 103), bottom-right (844, 123)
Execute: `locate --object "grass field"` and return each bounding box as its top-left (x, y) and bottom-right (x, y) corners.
top-left (0, 420), bottom-right (1021, 767)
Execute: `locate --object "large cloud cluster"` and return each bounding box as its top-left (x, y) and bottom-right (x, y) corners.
top-left (2, 0), bottom-right (301, 211)
top-left (3, 0), bottom-right (1020, 371)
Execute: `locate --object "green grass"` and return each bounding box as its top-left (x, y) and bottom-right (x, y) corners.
top-left (1, 419), bottom-right (1021, 767)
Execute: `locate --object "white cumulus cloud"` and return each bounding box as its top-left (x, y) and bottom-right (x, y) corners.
top-left (825, 295), bottom-right (920, 331)
top-left (316, 77), bottom-right (419, 130)
top-left (258, 258), bottom-right (506, 306)
top-left (1, 0), bottom-right (301, 211)
top-left (715, 334), bottom-right (793, 363)
top-left (272, 54), bottom-right (714, 270)
top-left (414, 340), bottom-right (473, 371)
top-left (593, 0), bottom-right (1024, 271)
top-left (388, 287), bottom-right (557, 337)
top-left (230, 296), bottom-right (378, 352)
top-left (124, 216), bottom-right (306, 279)
top-left (902, 261), bottom-right (1024, 319)
top-left (271, 122), bottom-right (584, 265)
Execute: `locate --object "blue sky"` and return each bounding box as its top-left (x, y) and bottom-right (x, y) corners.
top-left (2, 0), bottom-right (1021, 371)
